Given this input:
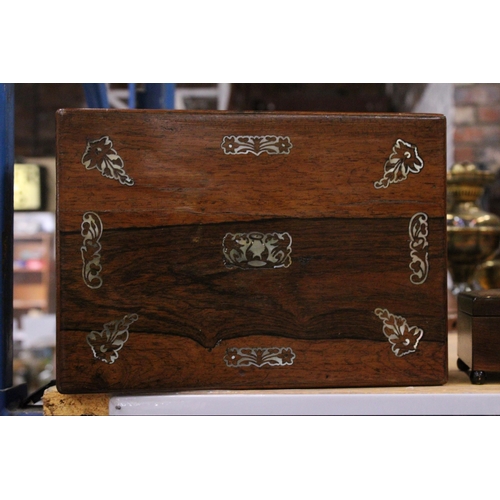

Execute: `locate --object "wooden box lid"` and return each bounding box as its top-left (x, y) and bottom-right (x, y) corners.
top-left (458, 290), bottom-right (500, 317)
top-left (56, 110), bottom-right (448, 393)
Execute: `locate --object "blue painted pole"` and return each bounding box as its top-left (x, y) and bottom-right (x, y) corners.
top-left (0, 84), bottom-right (15, 414)
top-left (143, 84), bottom-right (176, 109)
top-left (164, 83), bottom-right (176, 110)
top-left (82, 83), bottom-right (110, 108)
top-left (128, 83), bottom-right (136, 109)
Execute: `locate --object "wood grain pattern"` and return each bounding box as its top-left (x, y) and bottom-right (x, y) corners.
top-left (59, 217), bottom-right (445, 347)
top-left (56, 332), bottom-right (447, 393)
top-left (56, 111), bottom-right (448, 393)
top-left (57, 110), bottom-right (446, 230)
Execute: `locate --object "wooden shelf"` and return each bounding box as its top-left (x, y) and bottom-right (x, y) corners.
top-left (13, 268), bottom-right (46, 273)
top-left (13, 299), bottom-right (49, 309)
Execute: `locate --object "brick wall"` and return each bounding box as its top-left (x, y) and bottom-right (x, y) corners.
top-left (454, 83), bottom-right (500, 172)
top-left (411, 83), bottom-right (455, 168)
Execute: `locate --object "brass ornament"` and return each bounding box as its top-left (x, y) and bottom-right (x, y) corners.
top-left (447, 162), bottom-right (500, 294)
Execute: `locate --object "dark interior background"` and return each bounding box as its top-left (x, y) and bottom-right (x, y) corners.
top-left (14, 83), bottom-right (427, 158)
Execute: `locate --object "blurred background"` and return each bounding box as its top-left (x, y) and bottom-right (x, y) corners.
top-left (11, 82), bottom-right (500, 393)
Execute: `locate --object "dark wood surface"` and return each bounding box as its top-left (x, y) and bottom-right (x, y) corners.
top-left (470, 317), bottom-right (500, 372)
top-left (57, 110), bottom-right (446, 229)
top-left (458, 315), bottom-right (500, 374)
top-left (458, 290), bottom-right (500, 375)
top-left (457, 289), bottom-right (500, 316)
top-left (56, 110), bottom-right (448, 393)
top-left (59, 217), bottom-right (446, 347)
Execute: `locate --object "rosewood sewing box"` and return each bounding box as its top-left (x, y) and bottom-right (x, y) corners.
top-left (56, 110), bottom-right (448, 393)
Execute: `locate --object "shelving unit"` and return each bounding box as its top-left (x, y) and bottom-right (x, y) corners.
top-left (13, 232), bottom-right (53, 317)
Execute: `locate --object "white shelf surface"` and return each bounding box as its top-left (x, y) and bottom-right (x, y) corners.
top-left (109, 333), bottom-right (500, 416)
top-left (110, 392), bottom-right (500, 416)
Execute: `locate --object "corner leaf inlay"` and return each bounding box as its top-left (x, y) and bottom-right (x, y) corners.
top-left (87, 314), bottom-right (139, 364)
top-left (374, 308), bottom-right (423, 357)
top-left (81, 136), bottom-right (134, 186)
top-left (374, 139), bottom-right (424, 189)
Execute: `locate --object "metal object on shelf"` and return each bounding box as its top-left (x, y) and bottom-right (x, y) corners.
top-left (474, 257), bottom-right (500, 290)
top-left (447, 161), bottom-right (500, 294)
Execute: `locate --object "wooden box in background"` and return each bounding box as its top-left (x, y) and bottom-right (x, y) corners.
top-left (56, 110), bottom-right (447, 393)
top-left (457, 289), bottom-right (500, 384)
